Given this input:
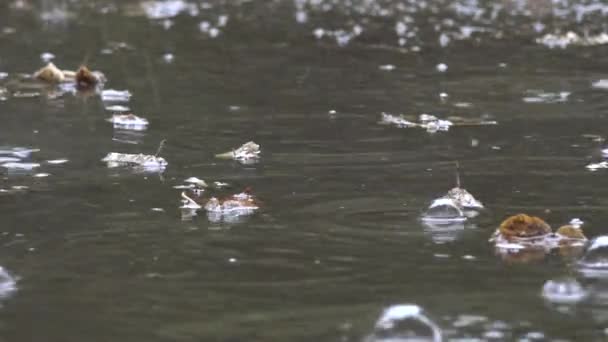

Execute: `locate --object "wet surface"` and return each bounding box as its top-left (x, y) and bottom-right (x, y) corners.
top-left (2, 0), bottom-right (608, 340)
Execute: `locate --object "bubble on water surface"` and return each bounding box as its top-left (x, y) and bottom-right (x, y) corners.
top-left (542, 278), bottom-right (588, 304)
top-left (421, 198), bottom-right (466, 224)
top-left (366, 304), bottom-right (442, 342)
top-left (578, 236), bottom-right (608, 277)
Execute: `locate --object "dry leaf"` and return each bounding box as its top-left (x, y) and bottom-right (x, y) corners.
top-left (498, 214), bottom-right (551, 239)
top-left (33, 62), bottom-right (65, 83)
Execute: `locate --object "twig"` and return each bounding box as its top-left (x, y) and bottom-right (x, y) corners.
top-left (455, 161), bottom-right (461, 188)
top-left (155, 139), bottom-right (166, 157)
top-left (181, 192), bottom-right (201, 208)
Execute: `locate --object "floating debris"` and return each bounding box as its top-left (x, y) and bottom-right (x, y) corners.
top-left (381, 113), bottom-right (474, 133)
top-left (46, 159), bottom-right (68, 165)
top-left (366, 304), bottom-right (442, 342)
top-left (213, 181), bottom-right (230, 189)
top-left (537, 31), bottom-right (608, 49)
top-left (106, 114), bottom-right (149, 130)
top-left (204, 191), bottom-right (259, 214)
top-left (586, 161), bottom-right (608, 171)
top-left (101, 152), bottom-right (167, 171)
top-left (379, 112), bottom-right (417, 128)
top-left (490, 215), bottom-right (587, 258)
top-left (105, 105), bottom-right (130, 112)
top-left (215, 141), bottom-right (260, 163)
top-left (33, 62), bottom-right (65, 83)
top-left (592, 80), bottom-right (608, 90)
top-left (0, 147), bottom-right (39, 158)
top-left (445, 187), bottom-right (484, 209)
top-left (173, 184), bottom-right (195, 190)
top-left (0, 157), bottom-right (20, 163)
top-left (184, 177), bottom-right (207, 188)
top-left (180, 187), bottom-right (259, 222)
top-left (494, 214), bottom-right (551, 240)
top-left (75, 65), bottom-right (105, 89)
top-left (523, 90), bottom-right (570, 104)
top-left (1, 162), bottom-right (40, 170)
top-left (101, 89), bottom-right (132, 102)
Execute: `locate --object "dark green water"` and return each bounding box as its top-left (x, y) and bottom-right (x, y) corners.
top-left (1, 0), bottom-right (608, 340)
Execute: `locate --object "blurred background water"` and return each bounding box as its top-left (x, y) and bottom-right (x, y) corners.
top-left (1, 0), bottom-right (608, 340)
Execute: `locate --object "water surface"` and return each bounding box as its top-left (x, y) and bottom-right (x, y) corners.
top-left (1, 0), bottom-right (608, 340)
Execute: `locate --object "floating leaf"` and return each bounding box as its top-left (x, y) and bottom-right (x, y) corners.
top-left (75, 65), bottom-right (106, 89)
top-left (101, 152), bottom-right (167, 171)
top-left (497, 214), bottom-right (551, 239)
top-left (215, 141), bottom-right (260, 163)
top-left (33, 62), bottom-right (65, 83)
top-left (445, 187), bottom-right (483, 209)
top-left (106, 114), bottom-right (149, 130)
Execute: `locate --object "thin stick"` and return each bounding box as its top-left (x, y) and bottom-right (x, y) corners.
top-left (155, 139), bottom-right (166, 157)
top-left (181, 192), bottom-right (201, 208)
top-left (455, 161), bottom-right (461, 188)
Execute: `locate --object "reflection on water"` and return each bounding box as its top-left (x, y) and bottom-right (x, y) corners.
top-left (1, 0), bottom-right (608, 341)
